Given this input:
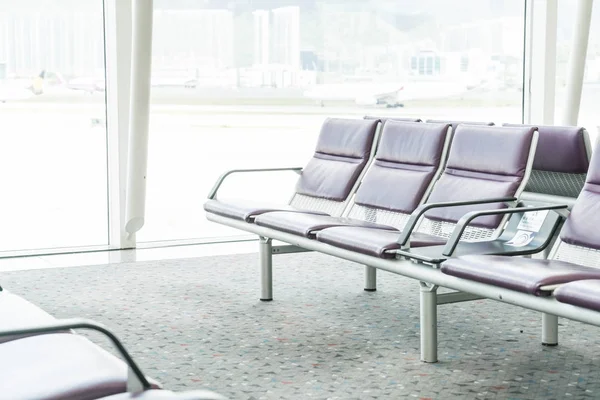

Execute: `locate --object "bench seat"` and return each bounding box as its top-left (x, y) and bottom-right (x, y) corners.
top-left (554, 279), bottom-right (600, 311)
top-left (0, 333), bottom-right (141, 400)
top-left (253, 211), bottom-right (397, 237)
top-left (203, 198), bottom-right (327, 222)
top-left (0, 290), bottom-right (225, 400)
top-left (441, 255), bottom-right (600, 296)
top-left (0, 291), bottom-right (58, 344)
top-left (317, 226), bottom-right (446, 258)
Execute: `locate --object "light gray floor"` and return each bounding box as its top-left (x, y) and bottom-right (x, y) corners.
top-left (2, 251), bottom-right (599, 399)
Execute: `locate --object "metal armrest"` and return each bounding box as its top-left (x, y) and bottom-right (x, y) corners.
top-left (442, 204), bottom-right (569, 256)
top-left (207, 167), bottom-right (303, 199)
top-left (396, 197), bottom-right (517, 247)
top-left (0, 318), bottom-right (152, 391)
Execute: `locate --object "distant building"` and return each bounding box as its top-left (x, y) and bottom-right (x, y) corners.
top-left (410, 51), bottom-right (442, 77)
top-left (270, 6), bottom-right (300, 69)
top-left (252, 6), bottom-right (300, 70)
top-left (409, 49), bottom-right (488, 78)
top-left (153, 9), bottom-right (234, 72)
top-left (0, 10), bottom-right (104, 77)
top-left (439, 16), bottom-right (523, 58)
top-left (252, 10), bottom-right (270, 66)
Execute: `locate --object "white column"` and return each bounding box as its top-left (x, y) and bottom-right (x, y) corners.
top-left (561, 0), bottom-right (594, 126)
top-left (125, 0), bottom-right (154, 239)
top-left (524, 0), bottom-right (557, 125)
top-left (104, 0), bottom-right (134, 248)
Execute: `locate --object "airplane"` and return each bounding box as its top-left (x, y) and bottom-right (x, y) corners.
top-left (53, 72), bottom-right (105, 94)
top-left (303, 83), bottom-right (406, 107)
top-left (65, 77), bottom-right (105, 94)
top-left (0, 70), bottom-right (46, 102)
top-left (303, 80), bottom-right (474, 107)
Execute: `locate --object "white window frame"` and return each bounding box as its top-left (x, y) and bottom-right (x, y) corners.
top-left (523, 0), bottom-right (558, 125)
top-left (104, 0), bottom-right (134, 249)
top-left (104, 0), bottom-right (153, 250)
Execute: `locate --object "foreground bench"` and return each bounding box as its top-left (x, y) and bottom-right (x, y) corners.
top-left (0, 288), bottom-right (225, 400)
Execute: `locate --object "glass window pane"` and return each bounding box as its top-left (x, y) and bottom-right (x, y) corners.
top-left (141, 0), bottom-right (526, 243)
top-left (0, 1), bottom-right (108, 251)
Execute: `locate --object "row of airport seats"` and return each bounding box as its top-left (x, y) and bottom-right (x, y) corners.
top-left (205, 116), bottom-right (597, 363)
top-left (0, 116), bottom-right (595, 398)
top-left (0, 288), bottom-right (225, 399)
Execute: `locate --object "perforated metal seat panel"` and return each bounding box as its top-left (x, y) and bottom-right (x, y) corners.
top-left (553, 241), bottom-right (600, 269)
top-left (347, 204), bottom-right (412, 229)
top-left (289, 193), bottom-right (348, 216)
top-left (526, 170), bottom-right (587, 198)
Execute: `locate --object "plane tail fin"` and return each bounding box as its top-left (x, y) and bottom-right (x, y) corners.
top-left (30, 70), bottom-right (45, 95)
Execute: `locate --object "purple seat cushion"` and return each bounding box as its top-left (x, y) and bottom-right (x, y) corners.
top-left (443, 125), bottom-right (534, 177)
top-left (0, 291), bottom-right (57, 344)
top-left (295, 118), bottom-right (378, 200)
top-left (203, 199), bottom-right (328, 222)
top-left (503, 124), bottom-right (588, 173)
top-left (424, 125), bottom-right (536, 228)
top-left (297, 156), bottom-right (367, 201)
top-left (423, 172), bottom-right (521, 228)
top-left (560, 144), bottom-right (600, 249)
top-left (254, 211), bottom-right (397, 238)
top-left (554, 280), bottom-right (600, 311)
top-left (316, 226), bottom-right (446, 258)
top-left (441, 255), bottom-right (600, 296)
top-left (354, 121), bottom-right (449, 213)
top-left (100, 389), bottom-right (226, 400)
top-left (0, 333), bottom-right (131, 400)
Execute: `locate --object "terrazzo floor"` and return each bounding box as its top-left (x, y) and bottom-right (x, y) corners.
top-left (2, 251), bottom-right (599, 399)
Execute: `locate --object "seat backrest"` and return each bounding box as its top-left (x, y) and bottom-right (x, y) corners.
top-left (418, 125), bottom-right (538, 240)
top-left (503, 124), bottom-right (591, 202)
top-left (363, 116), bottom-right (422, 155)
top-left (552, 143), bottom-right (600, 267)
top-left (289, 117), bottom-right (379, 215)
top-left (425, 120), bottom-right (495, 164)
top-left (344, 121), bottom-right (451, 227)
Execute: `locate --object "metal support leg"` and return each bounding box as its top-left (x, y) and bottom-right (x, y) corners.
top-left (364, 266), bottom-right (377, 291)
top-left (259, 236), bottom-right (273, 301)
top-left (542, 312), bottom-right (558, 346)
top-left (420, 282), bottom-right (438, 363)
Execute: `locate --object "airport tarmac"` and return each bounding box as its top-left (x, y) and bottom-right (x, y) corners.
top-left (0, 96), bottom-right (596, 253)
